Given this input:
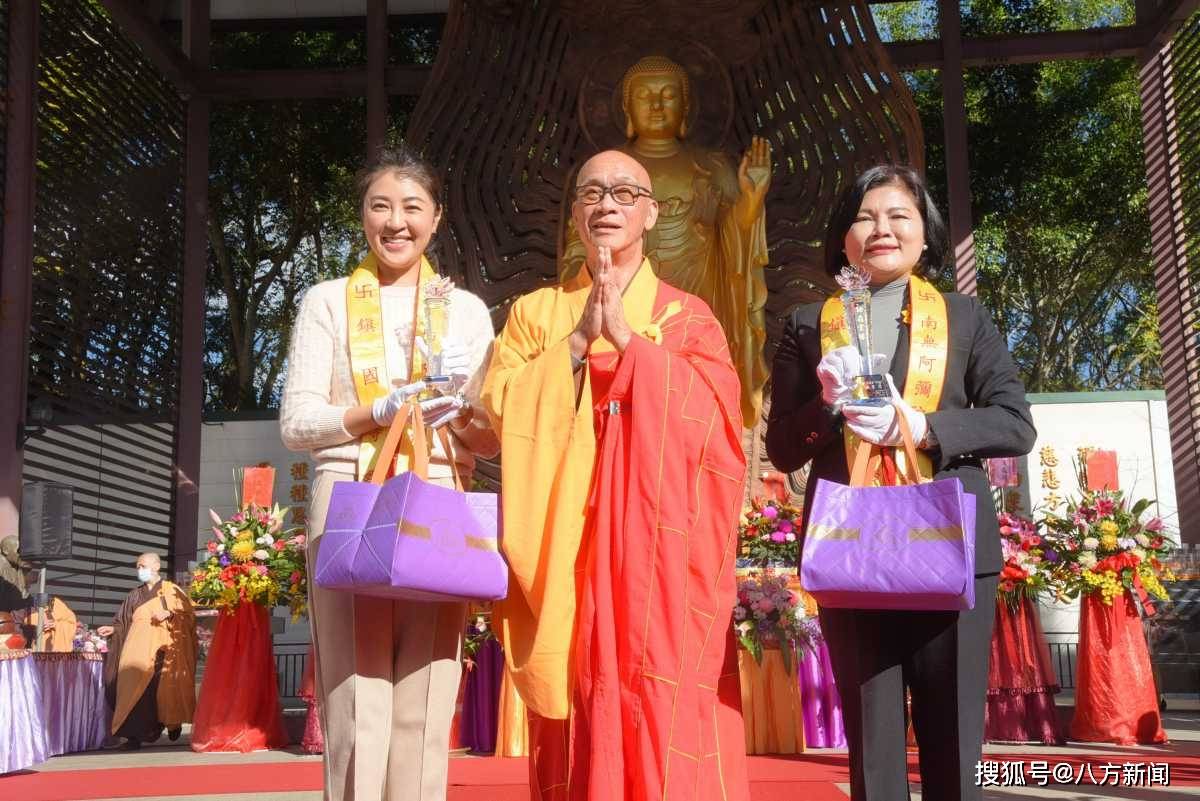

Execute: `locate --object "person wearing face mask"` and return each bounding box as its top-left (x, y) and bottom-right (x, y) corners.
top-left (765, 165), bottom-right (1036, 801)
top-left (280, 144), bottom-right (498, 801)
top-left (97, 552), bottom-right (197, 750)
top-left (483, 150), bottom-right (749, 801)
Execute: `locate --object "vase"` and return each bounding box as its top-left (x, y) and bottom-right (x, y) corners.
top-left (1070, 590), bottom-right (1167, 745)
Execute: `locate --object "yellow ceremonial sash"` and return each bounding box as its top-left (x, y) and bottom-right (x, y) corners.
top-left (347, 253), bottom-right (437, 479)
top-left (819, 274), bottom-right (949, 485)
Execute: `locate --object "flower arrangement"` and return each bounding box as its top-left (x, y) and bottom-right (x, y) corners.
top-left (1040, 487), bottom-right (1175, 610)
top-left (996, 512), bottom-right (1055, 607)
top-left (732, 571), bottom-right (821, 674)
top-left (189, 503), bottom-right (309, 620)
top-left (738, 498), bottom-right (802, 567)
top-left (72, 623), bottom-right (108, 654)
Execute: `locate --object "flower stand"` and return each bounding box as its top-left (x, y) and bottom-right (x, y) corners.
top-left (985, 595), bottom-right (1066, 744)
top-left (1070, 591), bottom-right (1166, 745)
top-left (191, 604), bottom-right (287, 752)
top-left (738, 644), bottom-right (805, 754)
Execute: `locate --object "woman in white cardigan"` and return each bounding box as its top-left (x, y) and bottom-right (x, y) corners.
top-left (281, 144), bottom-right (498, 801)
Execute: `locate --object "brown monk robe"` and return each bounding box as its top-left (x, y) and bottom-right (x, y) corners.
top-left (31, 596), bottom-right (78, 652)
top-left (100, 553), bottom-right (198, 749)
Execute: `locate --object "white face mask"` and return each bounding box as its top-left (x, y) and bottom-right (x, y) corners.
top-left (137, 566), bottom-right (155, 583)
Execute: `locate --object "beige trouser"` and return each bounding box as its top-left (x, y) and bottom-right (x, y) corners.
top-left (308, 469), bottom-right (466, 801)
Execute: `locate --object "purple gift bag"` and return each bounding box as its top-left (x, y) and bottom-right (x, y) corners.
top-left (313, 400), bottom-right (508, 603)
top-left (800, 409), bottom-right (976, 611)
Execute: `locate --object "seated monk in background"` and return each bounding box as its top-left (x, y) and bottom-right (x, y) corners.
top-left (98, 552), bottom-right (197, 750)
top-left (30, 594), bottom-right (78, 652)
top-left (483, 150), bottom-right (749, 801)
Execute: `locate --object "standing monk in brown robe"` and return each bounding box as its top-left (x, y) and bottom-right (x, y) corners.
top-left (98, 552), bottom-right (198, 749)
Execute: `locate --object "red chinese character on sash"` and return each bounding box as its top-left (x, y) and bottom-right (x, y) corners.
top-left (914, 379), bottom-right (933, 397)
top-left (362, 367), bottom-right (379, 385)
top-left (357, 318), bottom-right (376, 334)
top-left (353, 284), bottom-right (376, 299)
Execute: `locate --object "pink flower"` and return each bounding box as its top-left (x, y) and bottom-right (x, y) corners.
top-left (761, 506), bottom-right (779, 520)
top-left (206, 541), bottom-right (218, 554)
top-left (778, 520), bottom-right (793, 534)
top-left (1145, 517), bottom-right (1164, 533)
top-left (292, 534), bottom-right (307, 547)
top-left (1095, 498), bottom-right (1115, 516)
top-left (290, 571), bottom-right (302, 584)
top-left (785, 532), bottom-right (796, 542)
top-left (770, 531), bottom-right (787, 543)
top-left (256, 564), bottom-right (269, 575)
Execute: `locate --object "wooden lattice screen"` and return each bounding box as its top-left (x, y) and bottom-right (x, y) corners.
top-left (20, 0), bottom-right (185, 623)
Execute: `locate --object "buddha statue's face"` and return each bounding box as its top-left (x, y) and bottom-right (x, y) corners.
top-left (625, 72), bottom-right (687, 140)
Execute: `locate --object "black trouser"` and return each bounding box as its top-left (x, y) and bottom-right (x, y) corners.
top-left (819, 575), bottom-right (999, 801)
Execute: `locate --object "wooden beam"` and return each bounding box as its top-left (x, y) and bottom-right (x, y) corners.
top-left (198, 65), bottom-right (430, 101)
top-left (938, 0), bottom-right (977, 296)
top-left (887, 25), bottom-right (1148, 70)
top-left (1144, 0), bottom-right (1200, 51)
top-left (1137, 40), bottom-right (1200, 545)
top-left (367, 0), bottom-right (387, 157)
top-left (172, 0), bottom-right (210, 575)
top-left (97, 0), bottom-right (198, 94)
top-left (0, 0), bottom-right (38, 546)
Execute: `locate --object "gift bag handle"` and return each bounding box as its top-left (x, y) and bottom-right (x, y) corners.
top-left (849, 401), bottom-right (923, 488)
top-left (369, 399), bottom-right (430, 485)
top-left (434, 426), bottom-right (466, 493)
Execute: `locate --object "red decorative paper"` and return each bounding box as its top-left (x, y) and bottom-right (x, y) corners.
top-left (240, 466), bottom-right (275, 509)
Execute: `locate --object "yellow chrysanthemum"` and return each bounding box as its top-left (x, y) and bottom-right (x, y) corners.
top-left (236, 528), bottom-right (253, 542)
top-left (1098, 520), bottom-right (1119, 537)
top-left (1100, 534), bottom-right (1119, 550)
top-left (230, 540), bottom-right (255, 562)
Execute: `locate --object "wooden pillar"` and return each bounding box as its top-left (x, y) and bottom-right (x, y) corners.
top-left (1138, 38), bottom-right (1200, 545)
top-left (366, 0), bottom-right (387, 158)
top-left (0, 1), bottom-right (38, 538)
top-left (939, 0), bottom-right (977, 295)
top-left (172, 0), bottom-right (209, 573)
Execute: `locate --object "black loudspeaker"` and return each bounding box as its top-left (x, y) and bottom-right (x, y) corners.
top-left (19, 482), bottom-right (74, 561)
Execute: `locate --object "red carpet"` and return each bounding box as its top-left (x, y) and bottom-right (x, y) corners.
top-left (3, 752), bottom-right (1197, 800)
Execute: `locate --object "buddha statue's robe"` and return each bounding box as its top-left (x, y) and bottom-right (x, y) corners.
top-left (30, 596), bottom-right (77, 652)
top-left (483, 261), bottom-right (749, 801)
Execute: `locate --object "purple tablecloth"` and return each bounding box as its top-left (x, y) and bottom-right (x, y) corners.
top-left (0, 651), bottom-right (108, 774)
top-left (798, 637), bottom-right (847, 748)
top-left (462, 637), bottom-right (503, 753)
top-left (0, 651), bottom-right (48, 774)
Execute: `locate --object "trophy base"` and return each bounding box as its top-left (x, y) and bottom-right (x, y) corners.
top-left (846, 374), bottom-right (892, 407)
top-left (423, 375), bottom-right (453, 385)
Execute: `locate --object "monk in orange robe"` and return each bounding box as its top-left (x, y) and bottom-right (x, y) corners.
top-left (99, 552), bottom-right (197, 749)
top-left (31, 595), bottom-right (78, 652)
top-left (483, 150), bottom-right (749, 801)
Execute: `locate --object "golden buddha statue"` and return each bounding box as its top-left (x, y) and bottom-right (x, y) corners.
top-left (562, 55), bottom-right (772, 428)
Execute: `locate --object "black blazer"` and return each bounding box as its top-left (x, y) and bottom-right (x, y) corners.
top-left (765, 290), bottom-right (1036, 574)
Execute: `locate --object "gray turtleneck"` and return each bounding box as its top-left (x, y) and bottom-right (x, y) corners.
top-left (869, 275), bottom-right (909, 373)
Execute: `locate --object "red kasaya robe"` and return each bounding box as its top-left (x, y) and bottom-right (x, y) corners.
top-left (571, 279), bottom-right (748, 801)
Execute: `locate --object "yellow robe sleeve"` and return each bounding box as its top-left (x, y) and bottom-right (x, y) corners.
top-left (481, 288), bottom-right (596, 719)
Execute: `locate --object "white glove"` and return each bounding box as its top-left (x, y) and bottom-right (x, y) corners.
top-left (371, 380), bottom-right (426, 427)
top-left (419, 394), bottom-right (470, 429)
top-left (816, 346), bottom-right (887, 411)
top-left (842, 375), bottom-right (928, 447)
top-left (416, 336), bottom-right (474, 389)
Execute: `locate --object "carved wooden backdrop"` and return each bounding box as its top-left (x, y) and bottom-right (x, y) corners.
top-left (407, 0), bottom-right (924, 490)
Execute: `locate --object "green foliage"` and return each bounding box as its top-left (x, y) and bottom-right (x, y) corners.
top-left (900, 1), bottom-right (1158, 391)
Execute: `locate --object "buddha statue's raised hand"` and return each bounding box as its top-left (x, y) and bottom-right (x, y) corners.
top-left (736, 135), bottom-right (773, 229)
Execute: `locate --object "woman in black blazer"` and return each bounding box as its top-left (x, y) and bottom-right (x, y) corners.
top-left (766, 165), bottom-right (1036, 801)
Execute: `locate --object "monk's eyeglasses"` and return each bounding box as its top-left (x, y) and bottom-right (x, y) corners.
top-left (573, 184), bottom-right (653, 206)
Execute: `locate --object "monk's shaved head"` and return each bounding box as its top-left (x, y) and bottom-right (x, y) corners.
top-left (136, 552), bottom-right (161, 570)
top-left (575, 149), bottom-right (653, 191)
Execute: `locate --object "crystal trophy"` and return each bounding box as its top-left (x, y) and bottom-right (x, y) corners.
top-left (836, 264), bottom-right (891, 406)
top-left (422, 277), bottom-right (454, 391)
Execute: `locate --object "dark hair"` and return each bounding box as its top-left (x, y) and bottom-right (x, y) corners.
top-left (822, 164), bottom-right (948, 278)
top-left (355, 142), bottom-right (444, 210)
